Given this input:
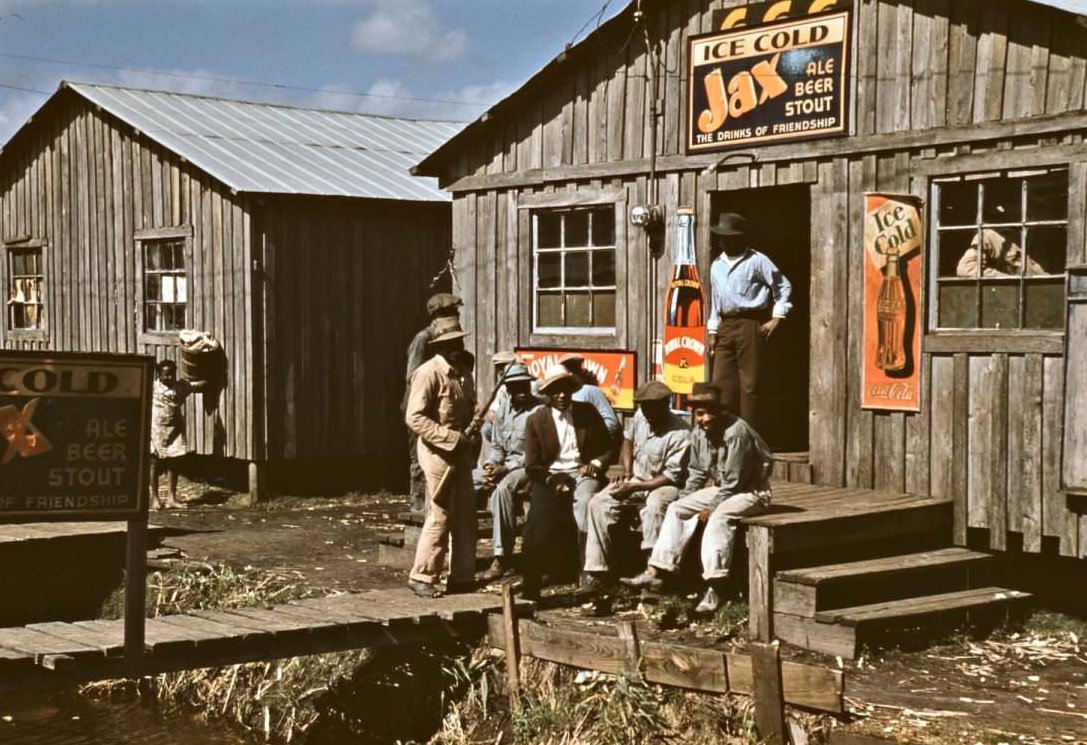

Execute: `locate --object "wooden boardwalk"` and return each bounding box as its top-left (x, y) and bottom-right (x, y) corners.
top-left (0, 589), bottom-right (533, 693)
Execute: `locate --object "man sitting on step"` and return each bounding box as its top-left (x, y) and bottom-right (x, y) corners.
top-left (476, 363), bottom-right (544, 581)
top-left (621, 382), bottom-right (774, 614)
top-left (578, 380), bottom-right (690, 596)
top-left (519, 364), bottom-right (615, 600)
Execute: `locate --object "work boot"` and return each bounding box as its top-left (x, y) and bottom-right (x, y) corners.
top-left (694, 584), bottom-right (723, 615)
top-left (619, 571), bottom-right (663, 592)
top-left (572, 573), bottom-right (610, 599)
top-left (480, 557), bottom-right (515, 582)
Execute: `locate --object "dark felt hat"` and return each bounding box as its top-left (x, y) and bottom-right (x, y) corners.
top-left (709, 213), bottom-right (747, 237)
top-left (687, 381), bottom-right (724, 407)
top-left (633, 380), bottom-right (673, 403)
top-left (426, 292), bottom-right (463, 316)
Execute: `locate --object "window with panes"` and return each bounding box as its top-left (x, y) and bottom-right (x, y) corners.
top-left (533, 206), bottom-right (616, 331)
top-left (142, 237), bottom-right (188, 332)
top-left (932, 168), bottom-right (1067, 330)
top-left (6, 244), bottom-right (45, 331)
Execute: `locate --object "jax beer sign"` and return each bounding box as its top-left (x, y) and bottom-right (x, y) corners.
top-left (0, 351), bottom-right (153, 522)
top-left (862, 194), bottom-right (923, 412)
top-left (687, 10), bottom-right (850, 153)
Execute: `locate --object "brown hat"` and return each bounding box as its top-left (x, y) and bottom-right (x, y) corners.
top-left (633, 380), bottom-right (673, 403)
top-left (559, 353), bottom-right (585, 369)
top-left (428, 316), bottom-right (469, 344)
top-left (491, 350), bottom-right (517, 365)
top-left (709, 213), bottom-right (747, 237)
top-left (426, 292), bottom-right (463, 316)
top-left (538, 364), bottom-right (578, 393)
top-left (687, 381), bottom-right (724, 407)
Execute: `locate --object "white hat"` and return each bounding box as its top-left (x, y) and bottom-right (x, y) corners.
top-left (538, 364), bottom-right (578, 393)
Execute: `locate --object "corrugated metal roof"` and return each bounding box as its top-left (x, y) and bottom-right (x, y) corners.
top-left (65, 82), bottom-right (461, 201)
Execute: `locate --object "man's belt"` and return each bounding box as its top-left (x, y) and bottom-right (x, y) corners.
top-left (719, 309), bottom-right (768, 321)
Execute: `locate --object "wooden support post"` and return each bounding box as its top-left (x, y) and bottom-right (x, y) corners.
top-left (248, 460), bottom-right (266, 505)
top-left (500, 582), bottom-right (521, 711)
top-left (124, 518), bottom-right (148, 676)
top-left (747, 524), bottom-right (773, 641)
top-left (751, 641), bottom-right (786, 745)
top-left (616, 620), bottom-right (641, 678)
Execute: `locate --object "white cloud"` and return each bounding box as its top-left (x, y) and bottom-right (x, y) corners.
top-left (351, 0), bottom-right (468, 61)
top-left (306, 77), bottom-right (511, 121)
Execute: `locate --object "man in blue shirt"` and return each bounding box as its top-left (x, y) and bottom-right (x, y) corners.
top-left (706, 213), bottom-right (792, 429)
top-left (559, 354), bottom-right (621, 441)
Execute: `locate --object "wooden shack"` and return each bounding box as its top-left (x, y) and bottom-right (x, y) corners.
top-left (415, 0), bottom-right (1087, 636)
top-left (0, 82), bottom-right (458, 494)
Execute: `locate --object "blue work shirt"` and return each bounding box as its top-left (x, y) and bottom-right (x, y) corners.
top-left (706, 248), bottom-right (792, 335)
top-left (573, 384), bottom-right (621, 438)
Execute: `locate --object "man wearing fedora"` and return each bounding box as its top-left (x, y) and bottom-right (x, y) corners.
top-left (622, 381), bottom-right (774, 614)
top-left (579, 380), bottom-right (690, 595)
top-left (520, 364), bottom-right (615, 599)
top-left (403, 292), bottom-right (464, 512)
top-left (476, 362), bottom-right (544, 582)
top-left (706, 213), bottom-right (792, 430)
top-left (404, 315), bottom-right (479, 598)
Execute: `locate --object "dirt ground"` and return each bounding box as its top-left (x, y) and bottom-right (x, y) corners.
top-left (149, 481), bottom-right (1087, 745)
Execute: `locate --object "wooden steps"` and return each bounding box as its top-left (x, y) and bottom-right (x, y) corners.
top-left (774, 547), bottom-right (996, 616)
top-left (742, 485), bottom-right (1029, 659)
top-left (775, 587), bottom-right (1032, 659)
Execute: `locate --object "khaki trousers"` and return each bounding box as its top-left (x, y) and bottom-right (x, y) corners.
top-left (409, 442), bottom-right (477, 585)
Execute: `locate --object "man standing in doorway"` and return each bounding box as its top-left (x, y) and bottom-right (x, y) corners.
top-left (706, 213), bottom-right (792, 429)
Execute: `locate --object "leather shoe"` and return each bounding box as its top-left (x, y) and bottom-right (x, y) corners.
top-left (572, 574), bottom-right (609, 598)
top-left (480, 558), bottom-right (515, 582)
top-left (694, 586), bottom-right (721, 615)
top-left (619, 571), bottom-right (663, 592)
top-left (408, 580), bottom-right (442, 598)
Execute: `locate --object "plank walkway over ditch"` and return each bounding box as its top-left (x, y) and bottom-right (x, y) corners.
top-left (0, 589), bottom-right (533, 693)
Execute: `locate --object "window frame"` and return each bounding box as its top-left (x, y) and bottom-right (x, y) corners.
top-left (920, 152), bottom-right (1078, 350)
top-left (2, 237), bottom-right (48, 342)
top-left (518, 189), bottom-right (627, 347)
top-left (135, 226), bottom-right (193, 344)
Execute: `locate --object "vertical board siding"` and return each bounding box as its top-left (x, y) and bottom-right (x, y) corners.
top-left (431, 0), bottom-right (1087, 557)
top-left (259, 198), bottom-right (449, 462)
top-left (0, 98), bottom-right (252, 460)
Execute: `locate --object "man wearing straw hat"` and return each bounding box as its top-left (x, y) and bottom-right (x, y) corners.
top-left (404, 315), bottom-right (479, 598)
top-left (622, 381), bottom-right (774, 614)
top-left (519, 364), bottom-right (615, 599)
top-left (403, 292), bottom-right (464, 512)
top-left (706, 213), bottom-right (792, 430)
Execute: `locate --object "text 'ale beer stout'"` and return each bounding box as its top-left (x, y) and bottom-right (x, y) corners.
top-left (663, 207), bottom-right (707, 399)
top-left (876, 248), bottom-right (907, 371)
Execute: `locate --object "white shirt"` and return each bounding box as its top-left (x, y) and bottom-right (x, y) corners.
top-left (550, 406), bottom-right (581, 474)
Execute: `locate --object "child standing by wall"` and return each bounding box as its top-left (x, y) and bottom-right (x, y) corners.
top-left (150, 359), bottom-right (209, 509)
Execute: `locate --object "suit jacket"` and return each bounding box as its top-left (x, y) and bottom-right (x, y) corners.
top-left (523, 401), bottom-right (615, 482)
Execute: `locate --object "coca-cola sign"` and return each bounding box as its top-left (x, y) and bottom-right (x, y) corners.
top-left (686, 10), bottom-right (850, 153)
top-left (862, 194), bottom-right (924, 412)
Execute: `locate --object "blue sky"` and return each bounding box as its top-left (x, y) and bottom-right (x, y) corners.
top-left (0, 0), bottom-right (620, 142)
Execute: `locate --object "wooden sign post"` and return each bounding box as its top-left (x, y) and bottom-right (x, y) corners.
top-left (0, 351), bottom-right (154, 674)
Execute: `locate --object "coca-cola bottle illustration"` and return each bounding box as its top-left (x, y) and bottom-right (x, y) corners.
top-left (663, 207), bottom-right (707, 397)
top-left (875, 249), bottom-right (907, 372)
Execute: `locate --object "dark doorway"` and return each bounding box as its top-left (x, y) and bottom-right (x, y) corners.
top-left (710, 186), bottom-right (810, 453)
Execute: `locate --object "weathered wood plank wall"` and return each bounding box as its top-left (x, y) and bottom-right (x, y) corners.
top-left (436, 0), bottom-right (1087, 555)
top-left (0, 96), bottom-right (254, 460)
top-left (257, 198), bottom-right (449, 461)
